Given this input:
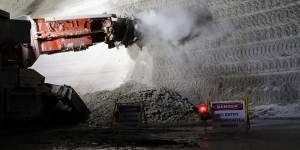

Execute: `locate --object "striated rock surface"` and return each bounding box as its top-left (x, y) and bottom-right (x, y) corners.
top-left (112, 0), bottom-right (300, 105)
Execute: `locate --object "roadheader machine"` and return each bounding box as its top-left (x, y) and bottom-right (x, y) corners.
top-left (0, 9), bottom-right (139, 128)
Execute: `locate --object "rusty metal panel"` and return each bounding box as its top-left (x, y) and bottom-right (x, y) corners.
top-left (33, 17), bottom-right (111, 54)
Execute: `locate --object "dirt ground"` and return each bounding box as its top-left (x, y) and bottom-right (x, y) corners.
top-left (1, 120), bottom-right (300, 150)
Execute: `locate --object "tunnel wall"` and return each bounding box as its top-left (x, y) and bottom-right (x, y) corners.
top-left (201, 0), bottom-right (300, 105)
top-left (112, 0), bottom-right (300, 105)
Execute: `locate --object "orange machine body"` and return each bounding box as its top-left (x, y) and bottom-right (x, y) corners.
top-left (33, 15), bottom-right (114, 55)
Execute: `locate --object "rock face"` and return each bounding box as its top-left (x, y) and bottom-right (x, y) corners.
top-left (202, 0), bottom-right (300, 105)
top-left (110, 0), bottom-right (300, 105)
top-left (82, 82), bottom-right (199, 127)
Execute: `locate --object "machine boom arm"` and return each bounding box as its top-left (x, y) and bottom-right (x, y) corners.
top-left (33, 14), bottom-right (130, 54)
top-left (10, 13), bottom-right (138, 67)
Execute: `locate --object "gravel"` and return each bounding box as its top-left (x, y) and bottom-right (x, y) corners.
top-left (82, 81), bottom-right (199, 127)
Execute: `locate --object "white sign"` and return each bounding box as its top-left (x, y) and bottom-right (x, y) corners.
top-left (210, 99), bottom-right (249, 131)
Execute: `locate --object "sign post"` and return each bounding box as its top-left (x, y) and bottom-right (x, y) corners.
top-left (207, 97), bottom-right (250, 132)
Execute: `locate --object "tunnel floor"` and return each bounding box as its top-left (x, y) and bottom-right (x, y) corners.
top-left (1, 120), bottom-right (300, 150)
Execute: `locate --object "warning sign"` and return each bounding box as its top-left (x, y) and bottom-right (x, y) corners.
top-left (208, 97), bottom-right (250, 131)
top-left (211, 102), bottom-right (243, 110)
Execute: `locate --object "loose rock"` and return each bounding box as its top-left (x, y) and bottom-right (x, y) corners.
top-left (82, 81), bottom-right (199, 127)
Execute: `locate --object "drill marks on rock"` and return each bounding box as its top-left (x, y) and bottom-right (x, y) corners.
top-left (210, 0), bottom-right (300, 19)
top-left (197, 37), bottom-right (300, 64)
top-left (202, 0), bottom-right (300, 105)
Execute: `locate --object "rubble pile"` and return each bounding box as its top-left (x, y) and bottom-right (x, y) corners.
top-left (82, 82), bottom-right (199, 127)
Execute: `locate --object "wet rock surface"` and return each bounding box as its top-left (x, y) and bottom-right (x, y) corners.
top-left (82, 82), bottom-right (199, 127)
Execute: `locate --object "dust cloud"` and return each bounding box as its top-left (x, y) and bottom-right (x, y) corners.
top-left (127, 0), bottom-right (233, 101)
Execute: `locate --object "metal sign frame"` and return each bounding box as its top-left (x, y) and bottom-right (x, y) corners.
top-left (206, 96), bottom-right (250, 131)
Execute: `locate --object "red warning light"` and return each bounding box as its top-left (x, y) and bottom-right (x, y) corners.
top-left (198, 104), bottom-right (208, 113)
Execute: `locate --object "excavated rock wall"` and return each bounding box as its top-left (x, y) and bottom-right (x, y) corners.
top-left (109, 0), bottom-right (300, 105)
top-left (204, 0), bottom-right (300, 105)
